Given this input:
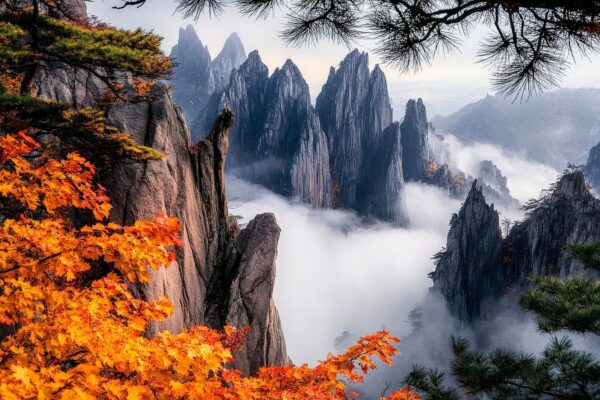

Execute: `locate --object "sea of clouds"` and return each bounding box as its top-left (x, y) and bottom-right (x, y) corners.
top-left (227, 138), bottom-right (600, 397)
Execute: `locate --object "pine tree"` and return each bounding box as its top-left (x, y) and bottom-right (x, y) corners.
top-left (405, 245), bottom-right (600, 399)
top-left (0, 0), bottom-right (171, 167)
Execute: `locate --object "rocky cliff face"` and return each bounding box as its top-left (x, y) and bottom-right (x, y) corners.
top-left (430, 181), bottom-right (503, 321)
top-left (356, 122), bottom-right (408, 225)
top-left (401, 98), bottom-right (429, 182)
top-left (313, 50), bottom-right (408, 224)
top-left (170, 26), bottom-right (247, 123)
top-left (583, 142), bottom-right (600, 194)
top-left (33, 19), bottom-right (287, 372)
top-left (432, 170), bottom-right (600, 321)
top-left (316, 51), bottom-right (392, 207)
top-left (502, 171), bottom-right (600, 283)
top-left (108, 93), bottom-right (288, 375)
top-left (201, 52), bottom-right (332, 208)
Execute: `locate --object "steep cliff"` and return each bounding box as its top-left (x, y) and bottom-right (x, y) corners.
top-left (432, 170), bottom-right (600, 321)
top-left (357, 122), bottom-right (408, 225)
top-left (313, 50), bottom-right (408, 224)
top-left (401, 98), bottom-right (429, 182)
top-left (32, 12), bottom-right (287, 372)
top-left (430, 181), bottom-right (503, 321)
top-left (212, 33), bottom-right (247, 91)
top-left (316, 51), bottom-right (392, 207)
top-left (201, 52), bottom-right (332, 208)
top-left (108, 90), bottom-right (288, 375)
top-left (583, 141), bottom-right (600, 194)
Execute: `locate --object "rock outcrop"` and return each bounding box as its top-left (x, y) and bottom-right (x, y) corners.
top-left (432, 170), bottom-right (600, 321)
top-left (201, 52), bottom-right (332, 208)
top-left (224, 213), bottom-right (288, 375)
top-left (106, 88), bottom-right (288, 375)
top-left (476, 160), bottom-right (520, 208)
top-left (313, 50), bottom-right (408, 224)
top-left (502, 171), bottom-right (600, 283)
top-left (583, 142), bottom-right (600, 193)
top-left (430, 181), bottom-right (503, 321)
top-left (401, 98), bottom-right (429, 182)
top-left (476, 160), bottom-right (510, 198)
top-left (170, 26), bottom-right (247, 123)
top-left (356, 122), bottom-right (408, 225)
top-left (32, 15), bottom-right (287, 372)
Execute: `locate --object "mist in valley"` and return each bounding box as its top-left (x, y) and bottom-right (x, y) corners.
top-left (226, 136), bottom-right (580, 396)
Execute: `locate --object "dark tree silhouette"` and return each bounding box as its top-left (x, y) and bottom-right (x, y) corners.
top-left (116, 0), bottom-right (600, 98)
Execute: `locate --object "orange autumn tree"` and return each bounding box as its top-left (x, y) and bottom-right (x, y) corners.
top-left (0, 132), bottom-right (420, 399)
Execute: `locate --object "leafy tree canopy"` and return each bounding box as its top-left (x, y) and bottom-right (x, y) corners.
top-left (0, 131), bottom-right (421, 399)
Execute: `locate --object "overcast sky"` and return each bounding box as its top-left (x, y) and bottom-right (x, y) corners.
top-left (88, 0), bottom-right (600, 116)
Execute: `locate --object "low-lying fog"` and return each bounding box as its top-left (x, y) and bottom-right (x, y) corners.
top-left (228, 137), bottom-right (561, 368)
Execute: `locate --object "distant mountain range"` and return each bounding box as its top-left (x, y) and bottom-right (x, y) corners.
top-left (168, 27), bottom-right (524, 224)
top-left (432, 90), bottom-right (600, 169)
top-left (170, 26), bottom-right (247, 122)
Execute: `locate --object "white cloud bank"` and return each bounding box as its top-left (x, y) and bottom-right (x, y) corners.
top-left (227, 137), bottom-right (560, 366)
top-left (229, 177), bottom-right (456, 364)
top-left (444, 135), bottom-right (559, 203)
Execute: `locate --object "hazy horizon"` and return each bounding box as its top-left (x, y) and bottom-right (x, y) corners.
top-left (89, 0), bottom-right (600, 117)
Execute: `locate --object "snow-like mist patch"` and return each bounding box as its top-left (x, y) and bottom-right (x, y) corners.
top-left (443, 135), bottom-right (559, 203)
top-left (228, 177), bottom-right (461, 365)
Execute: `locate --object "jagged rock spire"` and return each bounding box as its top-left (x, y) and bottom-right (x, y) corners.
top-left (201, 52), bottom-right (332, 207)
top-left (401, 98), bottom-right (429, 182)
top-left (170, 25), bottom-right (214, 121)
top-left (315, 50), bottom-right (407, 224)
top-left (433, 170), bottom-right (600, 322)
top-left (430, 181), bottom-right (503, 321)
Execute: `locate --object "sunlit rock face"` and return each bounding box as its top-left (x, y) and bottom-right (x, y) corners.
top-left (200, 52), bottom-right (332, 208)
top-left (32, 11), bottom-right (287, 374)
top-left (432, 171), bottom-right (600, 322)
top-left (170, 26), bottom-right (247, 123)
